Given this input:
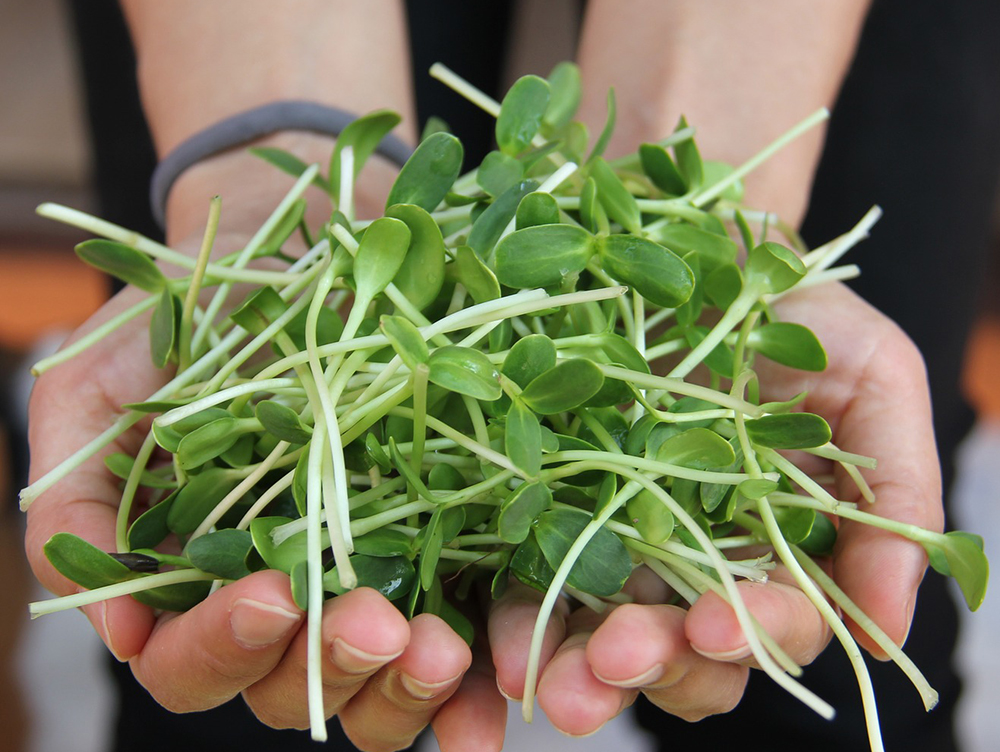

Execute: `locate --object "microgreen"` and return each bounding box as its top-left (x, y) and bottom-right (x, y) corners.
top-left (25, 64), bottom-right (989, 752)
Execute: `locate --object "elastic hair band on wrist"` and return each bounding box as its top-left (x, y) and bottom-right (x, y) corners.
top-left (149, 100), bottom-right (414, 228)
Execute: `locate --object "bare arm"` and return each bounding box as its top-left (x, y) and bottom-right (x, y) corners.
top-left (577, 0), bottom-right (869, 225)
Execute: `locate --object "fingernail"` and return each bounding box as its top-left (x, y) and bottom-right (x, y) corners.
top-left (496, 675), bottom-right (520, 701)
top-left (98, 602), bottom-right (126, 662)
top-left (230, 598), bottom-right (301, 648)
top-left (331, 637), bottom-right (403, 675)
top-left (593, 662), bottom-right (664, 688)
top-left (399, 671), bottom-right (461, 700)
top-left (692, 643), bottom-right (752, 662)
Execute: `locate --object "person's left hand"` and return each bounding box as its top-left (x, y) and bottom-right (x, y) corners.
top-left (486, 280), bottom-right (939, 736)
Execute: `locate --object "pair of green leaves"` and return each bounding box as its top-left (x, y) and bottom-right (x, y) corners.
top-left (510, 508), bottom-right (631, 597)
top-left (494, 223), bottom-right (694, 309)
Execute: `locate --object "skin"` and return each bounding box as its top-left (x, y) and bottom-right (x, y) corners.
top-left (25, 0), bottom-right (941, 747)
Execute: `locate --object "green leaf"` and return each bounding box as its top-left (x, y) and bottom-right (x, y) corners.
top-left (105, 453), bottom-right (177, 489)
top-left (250, 148), bottom-right (329, 192)
top-left (494, 224), bottom-right (595, 289)
top-left (597, 234), bottom-right (694, 308)
top-left (534, 508), bottom-right (631, 597)
top-left (354, 216), bottom-right (412, 303)
top-left (438, 598), bottom-right (475, 646)
top-left (770, 506), bottom-right (816, 545)
top-left (290, 560), bottom-right (309, 610)
top-left (589, 157), bottom-right (641, 235)
top-left (510, 533), bottom-right (556, 593)
top-left (419, 509), bottom-right (445, 590)
top-left (365, 434), bottom-right (392, 474)
top-left (386, 203), bottom-right (447, 311)
top-left (704, 263), bottom-right (744, 310)
top-left (477, 150), bottom-right (525, 197)
top-left (292, 450), bottom-right (309, 517)
top-left (280, 305), bottom-right (344, 352)
top-left (75, 239), bottom-right (166, 292)
top-left (325, 555), bottom-right (415, 601)
top-left (250, 517), bottom-right (307, 574)
top-left (130, 580), bottom-right (211, 612)
top-left (149, 288), bottom-right (180, 368)
top-left (427, 463), bottom-right (466, 491)
top-left (450, 245), bottom-right (501, 303)
top-left (655, 427), bottom-right (735, 469)
top-left (798, 512), bottom-right (837, 556)
top-left (502, 334), bottom-right (557, 389)
top-left (586, 88), bottom-right (617, 163)
top-left (258, 198), bottom-right (308, 257)
top-left (421, 115), bottom-right (450, 141)
top-left (733, 210), bottom-right (756, 253)
top-left (427, 345), bottom-right (502, 401)
top-left (498, 481), bottom-right (552, 544)
top-left (701, 437), bottom-right (744, 513)
top-left (748, 322), bottom-right (827, 372)
top-left (167, 468), bottom-right (241, 536)
top-left (352, 528), bottom-right (413, 557)
top-left (185, 529), bottom-right (253, 580)
top-left (579, 176), bottom-right (605, 234)
top-left (653, 223), bottom-right (738, 274)
top-left (256, 400), bottom-right (312, 444)
top-left (386, 132), bottom-right (463, 212)
top-left (380, 314), bottom-right (429, 370)
top-left (515, 192), bottom-right (561, 229)
top-left (924, 531), bottom-right (989, 611)
top-left (702, 160), bottom-right (744, 203)
top-left (468, 180), bottom-right (539, 259)
top-left (543, 61), bottom-right (581, 131)
top-left (128, 495), bottom-right (175, 550)
top-left (175, 416), bottom-right (242, 470)
top-left (329, 109), bottom-right (403, 201)
top-left (496, 74), bottom-right (551, 156)
top-left (674, 252), bottom-right (704, 328)
top-left (230, 286), bottom-right (288, 335)
top-left (744, 413), bottom-right (832, 449)
top-left (746, 242), bottom-right (806, 294)
top-left (44, 533), bottom-right (140, 590)
top-left (672, 116), bottom-right (703, 190)
top-left (506, 399), bottom-right (542, 478)
top-left (626, 489), bottom-right (674, 545)
top-left (684, 325), bottom-right (734, 379)
top-left (737, 479), bottom-right (779, 500)
top-left (639, 143), bottom-right (687, 196)
top-left (520, 359), bottom-right (605, 415)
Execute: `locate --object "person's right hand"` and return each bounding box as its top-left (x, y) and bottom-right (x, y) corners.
top-left (23, 148), bottom-right (507, 752)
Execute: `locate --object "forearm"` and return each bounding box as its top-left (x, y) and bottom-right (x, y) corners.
top-left (576, 0), bottom-right (870, 226)
top-left (120, 0), bottom-right (415, 239)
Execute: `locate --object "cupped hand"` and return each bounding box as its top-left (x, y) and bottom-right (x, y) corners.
top-left (486, 280), bottom-right (939, 736)
top-left (23, 195), bottom-right (506, 752)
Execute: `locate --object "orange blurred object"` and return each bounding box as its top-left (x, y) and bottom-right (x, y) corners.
top-left (962, 315), bottom-right (1000, 421)
top-left (0, 245), bottom-right (108, 351)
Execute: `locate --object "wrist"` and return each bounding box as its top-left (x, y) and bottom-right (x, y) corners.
top-left (165, 131), bottom-right (400, 249)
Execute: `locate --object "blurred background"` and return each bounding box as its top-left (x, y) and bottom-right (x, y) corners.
top-left (1, 1), bottom-right (998, 751)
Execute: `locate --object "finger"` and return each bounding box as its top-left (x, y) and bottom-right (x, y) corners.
top-left (430, 647), bottom-right (507, 752)
top-left (772, 283), bottom-right (940, 655)
top-left (685, 579), bottom-right (831, 667)
top-left (487, 581), bottom-right (570, 700)
top-left (128, 569), bottom-right (303, 713)
top-left (535, 607), bottom-right (631, 737)
top-left (25, 288), bottom-right (168, 660)
top-left (339, 613), bottom-right (473, 752)
top-left (240, 586), bottom-right (410, 729)
top-left (587, 603), bottom-right (748, 722)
